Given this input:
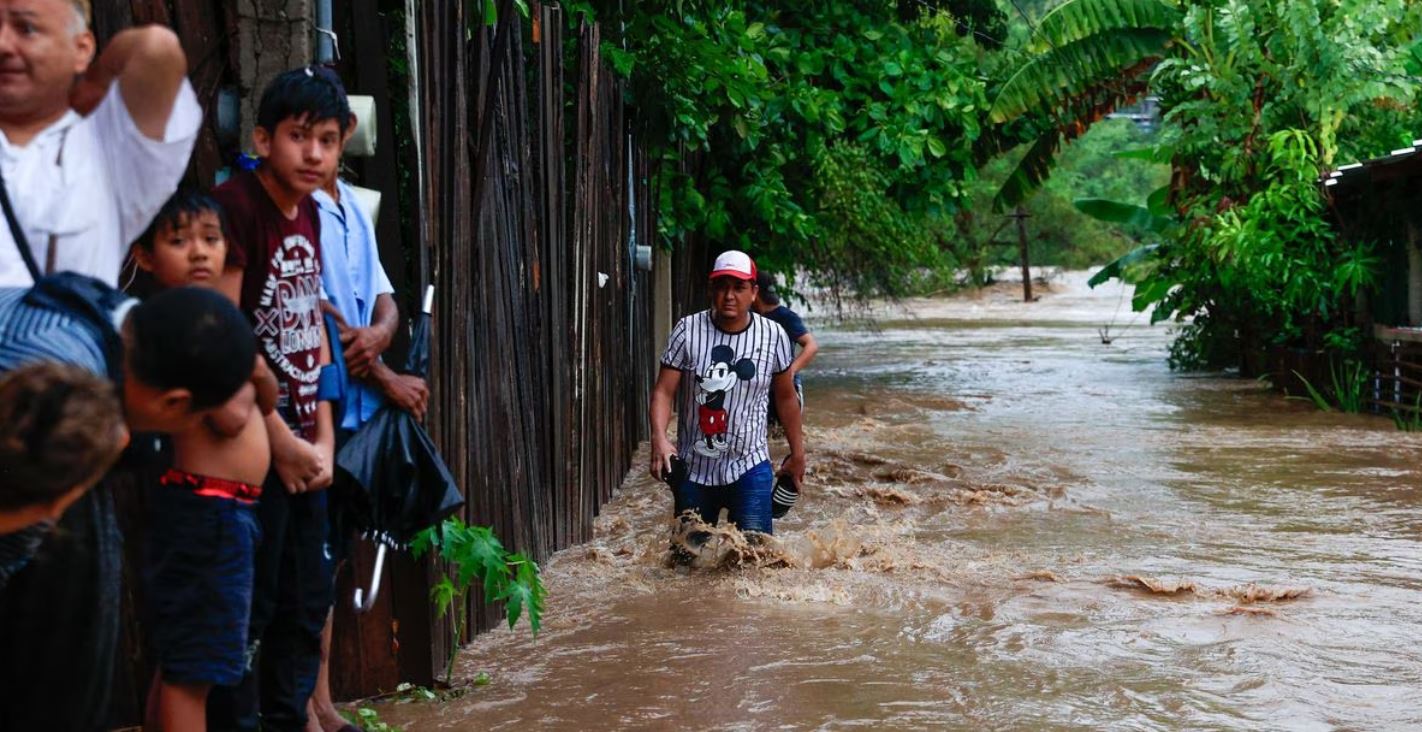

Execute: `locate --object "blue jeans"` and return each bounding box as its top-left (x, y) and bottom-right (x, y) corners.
top-left (674, 460), bottom-right (775, 535)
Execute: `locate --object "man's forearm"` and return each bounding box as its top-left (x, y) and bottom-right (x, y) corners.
top-left (791, 335), bottom-right (819, 373)
top-left (370, 294), bottom-right (399, 353)
top-left (362, 360), bottom-right (397, 396)
top-left (649, 392), bottom-right (673, 442)
top-left (776, 386), bottom-right (805, 457)
top-left (264, 409), bottom-right (297, 451)
top-left (789, 351), bottom-right (814, 375)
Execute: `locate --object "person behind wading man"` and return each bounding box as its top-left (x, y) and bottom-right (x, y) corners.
top-left (0, 0), bottom-right (200, 728)
top-left (649, 250), bottom-right (807, 541)
top-left (206, 67), bottom-right (342, 732)
top-left (752, 270), bottom-right (818, 433)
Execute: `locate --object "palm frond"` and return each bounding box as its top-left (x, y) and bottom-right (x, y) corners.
top-left (989, 28), bottom-right (1170, 124)
top-left (1031, 0), bottom-right (1181, 52)
top-left (992, 131), bottom-right (1063, 213)
top-left (991, 82), bottom-right (1145, 210)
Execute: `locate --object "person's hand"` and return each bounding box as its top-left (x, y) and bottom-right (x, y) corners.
top-left (780, 451), bottom-right (806, 488)
top-left (70, 75), bottom-right (109, 116)
top-left (340, 326), bottom-right (390, 377)
top-left (307, 442), bottom-right (335, 492)
top-left (272, 431), bottom-right (326, 494)
top-left (650, 436), bottom-right (677, 480)
top-left (383, 373), bottom-right (430, 421)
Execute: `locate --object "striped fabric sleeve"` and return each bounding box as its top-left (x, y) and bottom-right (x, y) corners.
top-left (770, 321), bottom-right (794, 374)
top-left (0, 290), bottom-right (108, 376)
top-left (660, 316), bottom-right (689, 370)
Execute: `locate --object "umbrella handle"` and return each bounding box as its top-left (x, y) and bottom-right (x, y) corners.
top-left (353, 542), bottom-right (388, 614)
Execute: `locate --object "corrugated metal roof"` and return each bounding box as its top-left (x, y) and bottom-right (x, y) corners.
top-left (1322, 139), bottom-right (1422, 189)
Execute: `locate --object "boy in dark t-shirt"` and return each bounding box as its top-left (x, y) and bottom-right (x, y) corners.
top-left (208, 67), bottom-right (349, 732)
top-left (754, 272), bottom-right (818, 426)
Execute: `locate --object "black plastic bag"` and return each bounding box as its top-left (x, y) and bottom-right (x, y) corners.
top-left (334, 287), bottom-right (463, 611)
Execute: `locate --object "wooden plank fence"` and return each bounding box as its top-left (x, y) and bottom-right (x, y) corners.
top-left (1367, 334), bottom-right (1422, 415)
top-left (1268, 337), bottom-right (1422, 419)
top-left (403, 0), bottom-right (661, 686)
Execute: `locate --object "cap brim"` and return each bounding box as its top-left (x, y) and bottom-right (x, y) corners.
top-left (709, 269), bottom-right (755, 281)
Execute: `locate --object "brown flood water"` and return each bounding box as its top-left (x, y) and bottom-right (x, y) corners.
top-left (380, 271), bottom-right (1422, 730)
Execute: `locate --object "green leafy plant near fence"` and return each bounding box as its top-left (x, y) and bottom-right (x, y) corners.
top-left (1291, 359), bottom-right (1372, 414)
top-left (1392, 393), bottom-right (1422, 432)
top-left (348, 706), bottom-right (401, 732)
top-left (411, 519), bottom-right (545, 683)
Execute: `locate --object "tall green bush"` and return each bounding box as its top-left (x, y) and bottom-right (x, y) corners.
top-left (1038, 0), bottom-right (1422, 370)
top-left (588, 0), bottom-right (1000, 297)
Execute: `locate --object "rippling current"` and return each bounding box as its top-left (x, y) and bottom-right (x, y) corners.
top-left (381, 271), bottom-right (1422, 731)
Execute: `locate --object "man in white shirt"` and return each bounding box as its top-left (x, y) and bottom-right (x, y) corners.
top-left (0, 2), bottom-right (200, 729)
top-left (0, 0), bottom-right (201, 287)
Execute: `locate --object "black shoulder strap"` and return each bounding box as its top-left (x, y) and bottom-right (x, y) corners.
top-left (0, 162), bottom-right (41, 283)
top-left (22, 273), bottom-right (128, 383)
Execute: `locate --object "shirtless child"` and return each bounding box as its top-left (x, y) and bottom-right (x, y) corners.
top-left (132, 190), bottom-right (276, 732)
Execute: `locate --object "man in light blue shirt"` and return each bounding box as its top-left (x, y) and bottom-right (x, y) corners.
top-left (308, 84), bottom-right (429, 731)
top-left (314, 176), bottom-right (427, 429)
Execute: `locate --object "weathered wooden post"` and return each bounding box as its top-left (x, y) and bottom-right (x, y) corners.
top-left (654, 246), bottom-right (673, 352)
top-left (1407, 221), bottom-right (1421, 326)
top-left (1013, 206), bottom-right (1033, 303)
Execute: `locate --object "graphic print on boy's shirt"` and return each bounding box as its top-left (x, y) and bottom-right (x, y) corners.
top-left (254, 233), bottom-right (323, 429)
top-left (213, 170), bottom-right (324, 440)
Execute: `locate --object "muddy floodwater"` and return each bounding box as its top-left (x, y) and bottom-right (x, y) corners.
top-left (380, 272), bottom-right (1422, 731)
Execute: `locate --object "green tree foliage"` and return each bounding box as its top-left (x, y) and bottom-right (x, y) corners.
top-left (594, 0), bottom-right (1001, 297)
top-left (1141, 0), bottom-right (1422, 370)
top-left (1014, 0), bottom-right (1422, 371)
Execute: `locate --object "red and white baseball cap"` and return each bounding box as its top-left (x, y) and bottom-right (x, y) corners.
top-left (709, 250), bottom-right (757, 281)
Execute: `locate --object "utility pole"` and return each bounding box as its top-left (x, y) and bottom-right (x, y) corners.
top-left (1012, 206), bottom-right (1033, 303)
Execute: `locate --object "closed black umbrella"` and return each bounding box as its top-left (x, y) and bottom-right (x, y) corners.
top-left (336, 286), bottom-right (463, 612)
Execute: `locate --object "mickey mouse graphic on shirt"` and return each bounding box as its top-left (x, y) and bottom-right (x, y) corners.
top-left (694, 344), bottom-right (757, 458)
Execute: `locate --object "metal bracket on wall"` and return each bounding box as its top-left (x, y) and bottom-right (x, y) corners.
top-left (316, 27), bottom-right (342, 61)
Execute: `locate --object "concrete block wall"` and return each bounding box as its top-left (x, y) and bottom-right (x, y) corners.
top-left (235, 0), bottom-right (314, 147)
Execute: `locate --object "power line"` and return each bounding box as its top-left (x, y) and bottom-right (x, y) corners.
top-left (906, 0), bottom-right (1023, 56)
top-left (1006, 0), bottom-right (1055, 52)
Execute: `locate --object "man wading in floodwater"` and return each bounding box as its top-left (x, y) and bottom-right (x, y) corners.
top-left (649, 250), bottom-right (807, 539)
